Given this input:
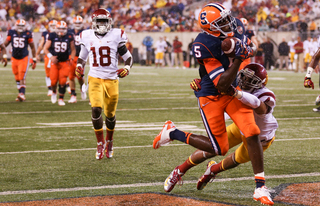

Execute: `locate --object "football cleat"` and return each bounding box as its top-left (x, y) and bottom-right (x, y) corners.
top-left (106, 140), bottom-right (113, 158)
top-left (51, 93), bottom-right (57, 103)
top-left (164, 166), bottom-right (184, 192)
top-left (313, 106), bottom-right (320, 112)
top-left (58, 99), bottom-right (65, 106)
top-left (81, 90), bottom-right (87, 100)
top-left (96, 141), bottom-right (106, 160)
top-left (197, 160), bottom-right (217, 190)
top-left (253, 186), bottom-right (274, 205)
top-left (153, 120), bottom-right (176, 149)
top-left (68, 95), bottom-right (77, 103)
top-left (16, 93), bottom-right (26, 102)
top-left (47, 90), bottom-right (53, 96)
top-left (315, 95), bottom-right (320, 106)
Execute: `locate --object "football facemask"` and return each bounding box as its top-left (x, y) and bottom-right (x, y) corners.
top-left (237, 63), bottom-right (268, 92)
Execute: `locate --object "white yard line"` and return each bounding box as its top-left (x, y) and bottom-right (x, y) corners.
top-left (0, 172), bottom-right (319, 196)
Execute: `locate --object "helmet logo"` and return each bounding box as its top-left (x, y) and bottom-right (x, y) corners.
top-left (200, 12), bottom-right (208, 25)
top-left (237, 26), bottom-right (243, 35)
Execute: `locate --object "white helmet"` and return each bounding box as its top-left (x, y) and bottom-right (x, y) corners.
top-left (91, 8), bottom-right (113, 34)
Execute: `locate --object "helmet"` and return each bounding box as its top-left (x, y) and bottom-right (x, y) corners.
top-left (238, 63), bottom-right (268, 92)
top-left (198, 3), bottom-right (236, 38)
top-left (48, 20), bottom-right (57, 32)
top-left (73, 15), bottom-right (83, 30)
top-left (91, 8), bottom-right (113, 34)
top-left (56, 21), bottom-right (68, 36)
top-left (15, 19), bottom-right (26, 32)
top-left (240, 18), bottom-right (248, 26)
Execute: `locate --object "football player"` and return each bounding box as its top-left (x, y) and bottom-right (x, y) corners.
top-left (4, 19), bottom-right (37, 102)
top-left (76, 8), bottom-right (132, 160)
top-left (36, 20), bottom-right (57, 97)
top-left (153, 3), bottom-right (272, 205)
top-left (67, 15), bottom-right (86, 103)
top-left (43, 20), bottom-right (76, 106)
top-left (304, 38), bottom-right (320, 112)
top-left (164, 63), bottom-right (277, 205)
top-left (0, 33), bottom-right (8, 67)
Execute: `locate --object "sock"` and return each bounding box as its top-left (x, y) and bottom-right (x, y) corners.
top-left (71, 89), bottom-right (76, 96)
top-left (210, 161), bottom-right (224, 174)
top-left (170, 129), bottom-right (192, 143)
top-left (58, 84), bottom-right (66, 99)
top-left (95, 128), bottom-right (105, 143)
top-left (255, 172), bottom-right (265, 188)
top-left (20, 86), bottom-right (26, 94)
top-left (178, 156), bottom-right (198, 174)
top-left (48, 86), bottom-right (52, 90)
top-left (106, 129), bottom-right (114, 141)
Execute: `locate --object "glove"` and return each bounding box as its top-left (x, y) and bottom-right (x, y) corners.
top-left (75, 64), bottom-right (84, 78)
top-left (304, 77), bottom-right (314, 89)
top-left (190, 78), bottom-right (201, 92)
top-left (234, 41), bottom-right (253, 60)
top-left (31, 58), bottom-right (36, 70)
top-left (117, 68), bottom-right (129, 78)
top-left (2, 54), bottom-right (7, 67)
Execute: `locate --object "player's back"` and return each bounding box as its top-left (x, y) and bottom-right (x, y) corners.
top-left (80, 28), bottom-right (128, 80)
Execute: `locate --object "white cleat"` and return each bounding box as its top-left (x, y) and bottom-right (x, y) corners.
top-left (153, 120), bottom-right (176, 149)
top-left (68, 95), bottom-right (77, 103)
top-left (253, 186), bottom-right (274, 205)
top-left (51, 93), bottom-right (57, 104)
top-left (58, 99), bottom-right (65, 106)
top-left (47, 90), bottom-right (53, 96)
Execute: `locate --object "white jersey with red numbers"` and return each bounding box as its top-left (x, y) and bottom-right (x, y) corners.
top-left (251, 87), bottom-right (278, 143)
top-left (80, 28), bottom-right (128, 80)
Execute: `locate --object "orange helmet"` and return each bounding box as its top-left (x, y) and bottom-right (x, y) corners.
top-left (15, 19), bottom-right (26, 32)
top-left (73, 15), bottom-right (83, 30)
top-left (198, 3), bottom-right (236, 38)
top-left (240, 18), bottom-right (248, 26)
top-left (48, 20), bottom-right (57, 32)
top-left (56, 21), bottom-right (68, 36)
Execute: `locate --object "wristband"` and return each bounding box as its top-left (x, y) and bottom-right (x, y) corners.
top-left (234, 90), bottom-right (243, 99)
top-left (306, 67), bottom-right (313, 78)
top-left (124, 65), bottom-right (130, 71)
top-left (32, 57), bottom-right (37, 62)
top-left (47, 53), bottom-right (53, 59)
top-left (77, 63), bottom-right (83, 68)
top-left (3, 54), bottom-right (7, 59)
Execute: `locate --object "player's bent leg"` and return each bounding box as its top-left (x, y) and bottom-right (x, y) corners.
top-left (246, 135), bottom-right (264, 174)
top-left (105, 116), bottom-right (116, 158)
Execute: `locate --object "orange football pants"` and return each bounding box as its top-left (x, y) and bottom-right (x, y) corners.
top-left (44, 56), bottom-right (50, 77)
top-left (69, 56), bottom-right (78, 80)
top-left (11, 56), bottom-right (29, 81)
top-left (198, 95), bottom-right (260, 156)
top-left (50, 61), bottom-right (70, 87)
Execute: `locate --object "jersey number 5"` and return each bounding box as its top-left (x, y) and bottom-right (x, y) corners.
top-left (91, 46), bottom-right (111, 67)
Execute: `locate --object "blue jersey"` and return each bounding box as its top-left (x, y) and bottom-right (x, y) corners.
top-left (41, 31), bottom-right (49, 44)
top-left (245, 30), bottom-right (255, 40)
top-left (6, 30), bottom-right (33, 59)
top-left (68, 28), bottom-right (84, 57)
top-left (192, 18), bottom-right (246, 97)
top-left (47, 32), bottom-right (74, 62)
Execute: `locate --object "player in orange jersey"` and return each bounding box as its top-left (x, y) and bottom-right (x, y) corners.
top-left (4, 19), bottom-right (37, 102)
top-left (36, 20), bottom-right (57, 96)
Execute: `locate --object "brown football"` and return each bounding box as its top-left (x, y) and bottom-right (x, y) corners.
top-left (221, 37), bottom-right (240, 57)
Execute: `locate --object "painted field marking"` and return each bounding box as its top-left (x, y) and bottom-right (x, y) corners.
top-left (0, 172), bottom-right (319, 196)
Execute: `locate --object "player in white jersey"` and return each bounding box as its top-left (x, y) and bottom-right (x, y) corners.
top-left (76, 8), bottom-right (133, 160)
top-left (304, 36), bottom-right (320, 112)
top-left (303, 36), bottom-right (313, 69)
top-left (162, 63), bottom-right (277, 205)
top-left (0, 33), bottom-right (8, 66)
top-left (288, 37), bottom-right (297, 69)
top-left (154, 36), bottom-right (167, 68)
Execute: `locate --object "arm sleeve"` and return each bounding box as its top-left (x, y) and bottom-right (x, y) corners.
top-left (237, 91), bottom-right (261, 109)
top-left (78, 44), bottom-right (89, 61)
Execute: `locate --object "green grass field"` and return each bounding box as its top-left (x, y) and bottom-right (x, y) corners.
top-left (0, 63), bottom-right (320, 205)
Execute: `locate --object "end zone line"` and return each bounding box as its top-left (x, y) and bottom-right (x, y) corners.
top-left (0, 172), bottom-right (319, 196)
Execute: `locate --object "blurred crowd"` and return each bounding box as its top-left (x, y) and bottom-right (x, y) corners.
top-left (0, 0), bottom-right (320, 33)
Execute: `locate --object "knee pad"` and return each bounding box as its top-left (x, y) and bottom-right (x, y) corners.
top-left (92, 107), bottom-right (102, 119)
top-left (106, 116), bottom-right (116, 130)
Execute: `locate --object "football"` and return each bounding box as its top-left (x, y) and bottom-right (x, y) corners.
top-left (221, 37), bottom-right (240, 57)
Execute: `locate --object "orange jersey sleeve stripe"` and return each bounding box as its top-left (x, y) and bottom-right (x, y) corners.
top-left (203, 58), bottom-right (224, 86)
